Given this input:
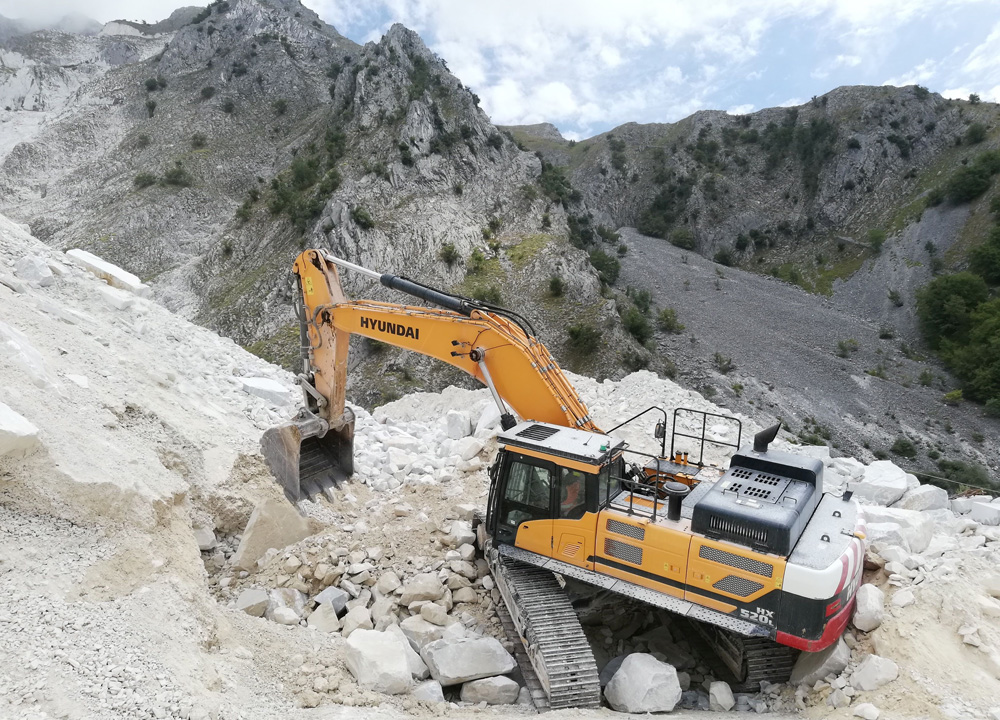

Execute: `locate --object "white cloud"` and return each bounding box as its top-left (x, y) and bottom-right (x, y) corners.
top-left (778, 96), bottom-right (805, 107)
top-left (727, 103), bottom-right (755, 115)
top-left (883, 58), bottom-right (939, 87)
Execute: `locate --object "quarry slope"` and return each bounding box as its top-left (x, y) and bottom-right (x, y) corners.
top-left (2, 214), bottom-right (1000, 720)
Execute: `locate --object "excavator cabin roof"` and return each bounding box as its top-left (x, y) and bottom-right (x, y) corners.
top-left (498, 421), bottom-right (624, 469)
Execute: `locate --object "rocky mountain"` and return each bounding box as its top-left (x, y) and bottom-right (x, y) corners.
top-left (505, 87), bottom-right (1000, 479)
top-left (0, 0), bottom-right (630, 409)
top-left (0, 0), bottom-right (995, 477)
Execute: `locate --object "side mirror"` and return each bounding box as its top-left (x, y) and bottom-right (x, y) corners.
top-left (654, 421), bottom-right (665, 440)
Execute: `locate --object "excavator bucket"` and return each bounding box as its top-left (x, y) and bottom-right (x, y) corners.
top-left (261, 408), bottom-right (355, 503)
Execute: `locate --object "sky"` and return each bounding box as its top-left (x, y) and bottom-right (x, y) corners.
top-left (4, 0), bottom-right (1000, 140)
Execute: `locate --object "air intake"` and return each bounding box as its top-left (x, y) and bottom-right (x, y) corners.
top-left (516, 424), bottom-right (559, 441)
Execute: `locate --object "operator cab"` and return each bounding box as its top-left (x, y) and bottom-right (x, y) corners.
top-left (486, 422), bottom-right (625, 546)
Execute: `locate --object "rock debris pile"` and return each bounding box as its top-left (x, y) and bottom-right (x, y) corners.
top-left (1, 214), bottom-right (998, 720)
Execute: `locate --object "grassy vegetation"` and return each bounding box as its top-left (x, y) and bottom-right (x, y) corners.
top-left (507, 234), bottom-right (554, 266)
top-left (245, 323), bottom-right (301, 369)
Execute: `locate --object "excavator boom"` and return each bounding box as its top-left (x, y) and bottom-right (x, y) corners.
top-left (262, 249), bottom-right (597, 501)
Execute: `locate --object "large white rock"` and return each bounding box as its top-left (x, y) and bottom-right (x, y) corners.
top-left (853, 584), bottom-right (885, 633)
top-left (865, 523), bottom-right (909, 552)
top-left (709, 681), bottom-right (735, 711)
top-left (970, 502), bottom-right (1000, 526)
top-left (14, 256), bottom-right (54, 286)
top-left (851, 655), bottom-right (898, 691)
top-left (344, 629), bottom-right (413, 695)
top-left (893, 484), bottom-right (949, 512)
top-left (265, 588), bottom-right (308, 621)
top-left (0, 402), bottom-right (40, 458)
top-left (241, 377), bottom-right (290, 406)
top-left (461, 676), bottom-right (519, 704)
top-left (232, 500), bottom-right (311, 571)
top-left (850, 461), bottom-right (909, 506)
top-left (307, 603), bottom-right (341, 632)
top-left (449, 520), bottom-right (476, 547)
top-left (445, 410), bottom-right (472, 439)
top-left (420, 637), bottom-right (516, 686)
top-left (862, 507), bottom-right (934, 553)
top-left (454, 436), bottom-right (485, 461)
top-left (235, 588), bottom-right (269, 617)
top-left (790, 637), bottom-right (851, 685)
top-left (341, 606), bottom-right (373, 637)
top-left (97, 284), bottom-right (134, 311)
top-left (854, 703), bottom-right (881, 720)
top-left (604, 653), bottom-right (682, 714)
top-left (314, 586), bottom-right (349, 614)
top-left (400, 615), bottom-right (447, 650)
top-left (829, 457), bottom-right (865, 482)
top-left (399, 573), bottom-right (446, 606)
top-left (386, 624), bottom-right (429, 679)
top-left (950, 497), bottom-right (975, 514)
top-left (271, 607), bottom-right (300, 625)
top-left (65, 248), bottom-right (150, 296)
top-left (411, 679), bottom-right (445, 703)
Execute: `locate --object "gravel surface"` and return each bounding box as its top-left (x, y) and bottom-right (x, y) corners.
top-left (617, 227), bottom-right (999, 478)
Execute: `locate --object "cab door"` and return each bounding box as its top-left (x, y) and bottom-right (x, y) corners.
top-left (492, 453), bottom-right (556, 556)
top-left (551, 466), bottom-right (597, 570)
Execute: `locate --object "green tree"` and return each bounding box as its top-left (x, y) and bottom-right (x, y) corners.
top-left (916, 272), bottom-right (989, 348)
top-left (868, 228), bottom-right (887, 253)
top-left (966, 122), bottom-right (988, 145)
top-left (969, 226), bottom-right (1000, 284)
top-left (621, 306), bottom-right (652, 343)
top-left (657, 307), bottom-right (685, 333)
top-left (589, 249), bottom-right (620, 284)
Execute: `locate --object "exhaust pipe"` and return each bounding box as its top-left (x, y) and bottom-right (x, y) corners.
top-left (261, 408), bottom-right (356, 503)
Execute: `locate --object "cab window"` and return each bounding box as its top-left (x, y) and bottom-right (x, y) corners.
top-left (598, 457), bottom-right (625, 508)
top-left (502, 460), bottom-right (552, 527)
top-left (558, 467), bottom-right (588, 519)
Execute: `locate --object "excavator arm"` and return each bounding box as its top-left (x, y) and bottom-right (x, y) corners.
top-left (262, 249), bottom-right (598, 502)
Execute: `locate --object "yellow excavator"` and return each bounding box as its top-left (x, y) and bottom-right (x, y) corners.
top-left (262, 249), bottom-right (866, 709)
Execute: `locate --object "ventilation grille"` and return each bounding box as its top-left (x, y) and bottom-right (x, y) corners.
top-left (516, 424), bottom-right (559, 441)
top-left (604, 538), bottom-right (643, 565)
top-left (730, 467), bottom-right (754, 480)
top-left (708, 515), bottom-right (770, 547)
top-left (561, 543), bottom-right (580, 557)
top-left (729, 483), bottom-right (773, 500)
top-left (606, 518), bottom-right (645, 541)
top-left (713, 575), bottom-right (764, 597)
top-left (699, 545), bottom-right (774, 578)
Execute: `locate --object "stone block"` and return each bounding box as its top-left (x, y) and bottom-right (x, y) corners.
top-left (851, 655), bottom-right (898, 691)
top-left (849, 461), bottom-right (908, 506)
top-left (14, 256), bottom-right (54, 286)
top-left (241, 377), bottom-right (290, 406)
top-left (445, 410), bottom-right (472, 439)
top-left (420, 637), bottom-right (516, 686)
top-left (0, 402), bottom-right (40, 458)
top-left (852, 584), bottom-right (885, 633)
top-left (232, 501), bottom-right (311, 571)
top-left (460, 676), bottom-right (519, 704)
top-left (235, 588), bottom-right (268, 617)
top-left (604, 653), bottom-right (682, 714)
top-left (307, 603), bottom-right (341, 632)
top-left (790, 637), bottom-right (851, 685)
top-left (344, 629), bottom-right (413, 695)
top-left (65, 248), bottom-right (150, 296)
top-left (893, 484), bottom-right (949, 512)
top-left (709, 681), bottom-right (735, 711)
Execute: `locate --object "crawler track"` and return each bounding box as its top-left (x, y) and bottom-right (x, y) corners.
top-left (487, 550), bottom-right (601, 710)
